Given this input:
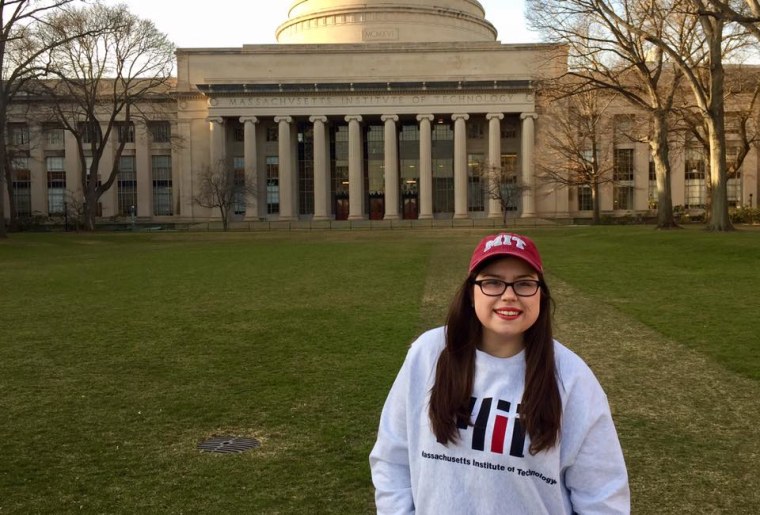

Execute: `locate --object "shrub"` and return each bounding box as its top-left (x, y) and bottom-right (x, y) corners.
top-left (730, 207), bottom-right (760, 224)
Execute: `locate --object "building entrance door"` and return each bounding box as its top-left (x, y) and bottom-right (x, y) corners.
top-left (402, 191), bottom-right (418, 219)
top-left (335, 192), bottom-right (349, 220)
top-left (369, 194), bottom-right (384, 220)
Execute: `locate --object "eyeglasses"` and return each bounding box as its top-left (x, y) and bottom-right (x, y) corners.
top-left (472, 279), bottom-right (542, 297)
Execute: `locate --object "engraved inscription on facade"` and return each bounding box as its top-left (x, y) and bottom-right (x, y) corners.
top-left (362, 28), bottom-right (399, 41)
top-left (223, 93), bottom-right (523, 108)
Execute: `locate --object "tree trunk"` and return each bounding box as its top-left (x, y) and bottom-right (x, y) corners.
top-left (704, 16), bottom-right (733, 232)
top-left (591, 180), bottom-right (601, 224)
top-left (650, 112), bottom-right (679, 229)
top-left (706, 117), bottom-right (732, 231)
top-left (83, 188), bottom-right (98, 231)
top-left (0, 139), bottom-right (7, 239)
top-left (0, 178), bottom-right (6, 238)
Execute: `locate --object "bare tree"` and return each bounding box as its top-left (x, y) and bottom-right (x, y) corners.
top-left (0, 0), bottom-right (81, 238)
top-left (478, 162), bottom-right (528, 227)
top-left (536, 88), bottom-right (617, 224)
top-left (526, 0), bottom-right (692, 229)
top-left (704, 0), bottom-right (760, 42)
top-left (675, 67), bottom-right (759, 214)
top-left (585, 0), bottom-right (756, 230)
top-left (31, 3), bottom-right (174, 231)
top-left (193, 160), bottom-right (258, 231)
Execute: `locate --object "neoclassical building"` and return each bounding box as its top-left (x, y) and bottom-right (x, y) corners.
top-left (4, 0), bottom-right (758, 225)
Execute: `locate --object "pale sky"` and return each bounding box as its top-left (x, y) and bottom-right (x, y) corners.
top-left (116, 0), bottom-right (541, 48)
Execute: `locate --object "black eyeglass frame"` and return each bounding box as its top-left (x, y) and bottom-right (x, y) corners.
top-left (471, 278), bottom-right (543, 297)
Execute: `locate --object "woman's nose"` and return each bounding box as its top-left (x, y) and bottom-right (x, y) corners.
top-left (501, 284), bottom-right (518, 299)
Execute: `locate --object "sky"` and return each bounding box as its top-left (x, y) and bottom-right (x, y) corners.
top-left (117, 0), bottom-right (541, 48)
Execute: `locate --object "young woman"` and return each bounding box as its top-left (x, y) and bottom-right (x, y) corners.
top-left (370, 233), bottom-right (629, 514)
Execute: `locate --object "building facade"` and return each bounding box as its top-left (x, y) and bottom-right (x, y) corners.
top-left (4, 0), bottom-right (758, 225)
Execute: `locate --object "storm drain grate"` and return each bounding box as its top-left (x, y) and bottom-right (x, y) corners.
top-left (198, 436), bottom-right (260, 454)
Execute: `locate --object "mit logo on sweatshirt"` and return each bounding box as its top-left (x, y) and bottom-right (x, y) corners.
top-left (458, 396), bottom-right (527, 458)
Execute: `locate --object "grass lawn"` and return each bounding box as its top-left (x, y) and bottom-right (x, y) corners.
top-left (0, 227), bottom-right (758, 513)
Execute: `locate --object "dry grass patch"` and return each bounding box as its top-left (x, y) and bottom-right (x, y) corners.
top-left (552, 278), bottom-right (760, 514)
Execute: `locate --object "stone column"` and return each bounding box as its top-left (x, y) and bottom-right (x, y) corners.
top-left (175, 121), bottom-right (192, 219)
top-left (274, 116), bottom-right (295, 220)
top-left (452, 113), bottom-right (470, 219)
top-left (486, 113), bottom-right (504, 218)
top-left (381, 114), bottom-right (399, 220)
top-left (240, 116), bottom-right (259, 220)
top-left (345, 115), bottom-right (364, 220)
top-left (417, 114), bottom-right (434, 220)
top-left (208, 117), bottom-right (225, 170)
top-left (310, 115), bottom-right (330, 221)
top-left (520, 112), bottom-right (538, 217)
top-left (28, 124), bottom-right (46, 215)
top-left (135, 121), bottom-right (152, 218)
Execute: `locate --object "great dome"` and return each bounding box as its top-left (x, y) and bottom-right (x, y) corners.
top-left (276, 0), bottom-right (498, 44)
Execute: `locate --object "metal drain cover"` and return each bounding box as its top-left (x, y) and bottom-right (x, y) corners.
top-left (198, 436), bottom-right (260, 454)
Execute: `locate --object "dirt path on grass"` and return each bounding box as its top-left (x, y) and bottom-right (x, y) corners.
top-left (417, 241), bottom-right (760, 513)
top-left (550, 277), bottom-right (760, 513)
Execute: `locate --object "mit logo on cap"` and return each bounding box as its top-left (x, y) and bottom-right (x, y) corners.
top-left (468, 233), bottom-right (543, 274)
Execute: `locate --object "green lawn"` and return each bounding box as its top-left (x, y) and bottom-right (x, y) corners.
top-left (0, 227), bottom-right (758, 513)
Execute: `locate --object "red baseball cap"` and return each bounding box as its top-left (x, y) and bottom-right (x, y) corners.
top-left (468, 233), bottom-right (543, 274)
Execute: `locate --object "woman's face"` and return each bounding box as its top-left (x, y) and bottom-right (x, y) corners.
top-left (472, 256), bottom-right (542, 358)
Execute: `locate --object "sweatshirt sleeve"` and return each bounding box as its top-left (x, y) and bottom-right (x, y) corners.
top-left (562, 370), bottom-right (630, 515)
top-left (369, 348), bottom-right (415, 515)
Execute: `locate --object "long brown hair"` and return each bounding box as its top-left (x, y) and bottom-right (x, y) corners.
top-left (428, 262), bottom-right (561, 455)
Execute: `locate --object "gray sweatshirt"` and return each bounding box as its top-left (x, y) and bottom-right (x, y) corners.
top-left (370, 326), bottom-right (630, 514)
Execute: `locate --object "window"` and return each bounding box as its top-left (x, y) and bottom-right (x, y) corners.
top-left (614, 184), bottom-right (634, 210)
top-left (684, 148), bottom-right (706, 208)
top-left (648, 158), bottom-right (658, 209)
top-left (501, 154), bottom-right (519, 212)
top-left (613, 148), bottom-right (634, 210)
top-left (149, 121), bottom-right (171, 143)
top-left (432, 124), bottom-right (454, 214)
top-left (47, 157), bottom-right (66, 215)
top-left (727, 146), bottom-right (742, 207)
top-left (116, 122), bottom-right (135, 143)
top-left (11, 157), bottom-right (31, 217)
top-left (398, 125), bottom-right (419, 208)
top-left (266, 126), bottom-right (279, 142)
top-left (614, 114), bottom-right (635, 143)
top-left (684, 181), bottom-right (706, 208)
top-left (578, 185), bottom-right (593, 211)
top-left (78, 122), bottom-right (102, 144)
top-left (83, 156), bottom-right (102, 185)
top-left (9, 124), bottom-right (29, 146)
top-left (366, 125), bottom-right (384, 195)
top-left (684, 148), bottom-right (706, 179)
top-left (501, 118), bottom-right (518, 139)
top-left (232, 156), bottom-right (246, 215)
top-left (298, 125), bottom-right (315, 216)
top-left (467, 153), bottom-right (485, 212)
top-left (613, 149), bottom-right (634, 181)
top-left (467, 121), bottom-right (484, 139)
top-left (151, 155), bottom-right (173, 215)
top-left (45, 126), bottom-right (64, 146)
top-left (233, 127), bottom-right (245, 142)
top-left (266, 156), bottom-right (279, 214)
top-left (331, 126), bottom-right (349, 217)
top-left (118, 155), bottom-right (137, 216)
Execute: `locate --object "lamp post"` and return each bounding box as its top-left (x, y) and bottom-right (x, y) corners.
top-left (130, 205), bottom-right (136, 231)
